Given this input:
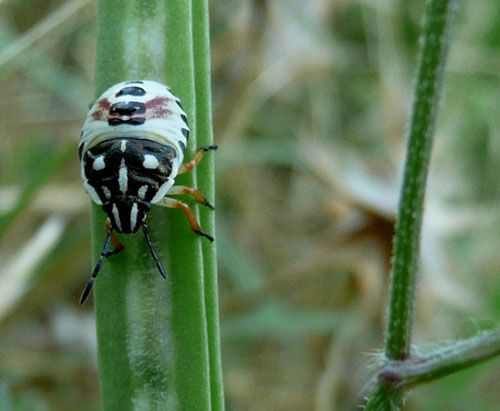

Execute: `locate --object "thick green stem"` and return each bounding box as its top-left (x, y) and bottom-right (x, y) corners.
top-left (90, 1), bottom-right (220, 409)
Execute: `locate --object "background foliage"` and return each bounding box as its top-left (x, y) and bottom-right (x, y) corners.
top-left (1, 0), bottom-right (500, 409)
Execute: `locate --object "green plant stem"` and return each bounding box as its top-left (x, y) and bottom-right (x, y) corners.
top-left (192, 0), bottom-right (225, 409)
top-left (364, 383), bottom-right (402, 411)
top-left (365, 0), bottom-right (456, 409)
top-left (379, 329), bottom-right (500, 389)
top-left (92, 1), bottom-right (218, 409)
top-left (385, 0), bottom-right (456, 361)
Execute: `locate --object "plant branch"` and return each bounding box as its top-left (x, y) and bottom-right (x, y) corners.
top-left (379, 329), bottom-right (500, 389)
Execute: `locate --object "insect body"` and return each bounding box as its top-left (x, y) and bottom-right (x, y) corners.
top-left (79, 80), bottom-right (216, 304)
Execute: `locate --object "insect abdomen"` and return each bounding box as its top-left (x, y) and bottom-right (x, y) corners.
top-left (83, 137), bottom-right (177, 233)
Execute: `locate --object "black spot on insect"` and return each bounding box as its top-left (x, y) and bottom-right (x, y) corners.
top-left (178, 140), bottom-right (186, 153)
top-left (108, 117), bottom-right (146, 126)
top-left (128, 117), bottom-right (146, 125)
top-left (115, 87), bottom-right (146, 97)
top-left (175, 99), bottom-right (184, 110)
top-left (181, 114), bottom-right (188, 126)
top-left (110, 101), bottom-right (146, 115)
top-left (181, 128), bottom-right (189, 140)
top-left (78, 142), bottom-right (84, 159)
top-left (88, 102), bottom-right (94, 110)
top-left (140, 144), bottom-right (164, 154)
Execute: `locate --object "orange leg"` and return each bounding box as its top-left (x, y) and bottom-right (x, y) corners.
top-left (178, 145), bottom-right (217, 175)
top-left (167, 185), bottom-right (214, 210)
top-left (105, 218), bottom-right (123, 255)
top-left (159, 197), bottom-right (214, 242)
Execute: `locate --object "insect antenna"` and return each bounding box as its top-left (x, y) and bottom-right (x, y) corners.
top-left (142, 221), bottom-right (167, 279)
top-left (80, 228), bottom-right (114, 304)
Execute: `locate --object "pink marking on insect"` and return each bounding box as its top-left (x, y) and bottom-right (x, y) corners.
top-left (91, 98), bottom-right (112, 121)
top-left (145, 96), bottom-right (173, 118)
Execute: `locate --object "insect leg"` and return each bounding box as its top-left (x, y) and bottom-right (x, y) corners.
top-left (167, 185), bottom-right (215, 210)
top-left (142, 221), bottom-right (167, 279)
top-left (159, 197), bottom-right (214, 242)
top-left (178, 145), bottom-right (217, 175)
top-left (105, 218), bottom-right (123, 256)
top-left (80, 228), bottom-right (114, 304)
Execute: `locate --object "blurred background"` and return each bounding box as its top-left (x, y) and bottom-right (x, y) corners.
top-left (1, 0), bottom-right (500, 409)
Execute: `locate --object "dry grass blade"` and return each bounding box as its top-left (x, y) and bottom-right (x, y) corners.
top-left (0, 0), bottom-right (91, 69)
top-left (0, 216), bottom-right (66, 321)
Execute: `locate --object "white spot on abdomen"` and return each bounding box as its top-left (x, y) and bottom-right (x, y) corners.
top-left (138, 185), bottom-right (148, 199)
top-left (143, 154), bottom-right (160, 169)
top-left (151, 178), bottom-right (174, 203)
top-left (102, 186), bottom-right (111, 199)
top-left (93, 156), bottom-right (105, 171)
top-left (119, 158), bottom-right (128, 193)
top-left (112, 203), bottom-right (122, 232)
top-left (121, 140), bottom-right (127, 152)
top-left (130, 203), bottom-right (139, 230)
top-left (84, 181), bottom-right (103, 205)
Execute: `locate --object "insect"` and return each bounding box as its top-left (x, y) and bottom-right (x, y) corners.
top-left (79, 80), bottom-right (216, 304)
